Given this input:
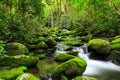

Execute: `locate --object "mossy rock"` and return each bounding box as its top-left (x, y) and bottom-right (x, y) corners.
top-left (5, 42), bottom-right (29, 56)
top-left (88, 39), bottom-right (111, 54)
top-left (61, 37), bottom-right (76, 41)
top-left (37, 42), bottom-right (48, 49)
top-left (27, 44), bottom-right (37, 50)
top-left (72, 76), bottom-right (97, 80)
top-left (37, 58), bottom-right (58, 75)
top-left (16, 73), bottom-right (40, 80)
top-left (37, 54), bottom-right (46, 59)
top-left (34, 49), bottom-right (46, 54)
top-left (0, 66), bottom-right (27, 80)
top-left (0, 55), bottom-right (39, 67)
top-left (111, 43), bottom-right (120, 50)
top-left (67, 50), bottom-right (79, 56)
top-left (64, 41), bottom-right (83, 46)
top-left (55, 53), bottom-right (75, 62)
top-left (111, 38), bottom-right (120, 44)
top-left (54, 57), bottom-right (87, 77)
top-left (38, 37), bottom-right (46, 41)
top-left (45, 38), bottom-right (57, 48)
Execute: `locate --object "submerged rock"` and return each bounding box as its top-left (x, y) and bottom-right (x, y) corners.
top-left (54, 57), bottom-right (87, 77)
top-left (5, 42), bottom-right (29, 56)
top-left (16, 73), bottom-right (40, 80)
top-left (0, 66), bottom-right (27, 80)
top-left (0, 55), bottom-right (39, 67)
top-left (88, 39), bottom-right (111, 54)
top-left (55, 53), bottom-right (75, 62)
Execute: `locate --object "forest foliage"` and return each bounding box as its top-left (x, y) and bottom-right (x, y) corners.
top-left (0, 0), bottom-right (120, 42)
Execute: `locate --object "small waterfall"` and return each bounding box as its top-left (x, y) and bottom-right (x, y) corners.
top-left (76, 44), bottom-right (120, 80)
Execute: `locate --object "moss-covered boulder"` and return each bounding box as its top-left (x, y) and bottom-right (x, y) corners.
top-left (0, 55), bottom-right (39, 67)
top-left (0, 66), bottom-right (27, 80)
top-left (54, 57), bottom-right (87, 77)
top-left (55, 53), bottom-right (75, 62)
top-left (16, 73), bottom-right (40, 80)
top-left (5, 42), bottom-right (29, 56)
top-left (45, 38), bottom-right (57, 48)
top-left (37, 58), bottom-right (58, 75)
top-left (72, 76), bottom-right (97, 80)
top-left (37, 42), bottom-right (48, 49)
top-left (88, 39), bottom-right (111, 54)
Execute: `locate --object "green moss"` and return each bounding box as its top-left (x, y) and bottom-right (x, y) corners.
top-left (55, 53), bottom-right (75, 62)
top-left (61, 37), bottom-right (76, 41)
top-left (0, 55), bottom-right (39, 67)
top-left (54, 57), bottom-right (87, 77)
top-left (37, 42), bottom-right (48, 49)
top-left (37, 58), bottom-right (58, 75)
top-left (34, 49), bottom-right (45, 54)
top-left (64, 41), bottom-right (83, 46)
top-left (37, 54), bottom-right (46, 59)
top-left (0, 66), bottom-right (27, 80)
top-left (111, 43), bottom-right (120, 49)
top-left (45, 38), bottom-right (57, 48)
top-left (0, 78), bottom-right (4, 80)
top-left (67, 50), bottom-right (79, 56)
top-left (61, 75), bottom-right (68, 80)
top-left (5, 42), bottom-right (29, 56)
top-left (72, 76), bottom-right (97, 80)
top-left (39, 37), bottom-right (46, 41)
top-left (111, 38), bottom-right (120, 44)
top-left (16, 73), bottom-right (40, 80)
top-left (88, 39), bottom-right (111, 54)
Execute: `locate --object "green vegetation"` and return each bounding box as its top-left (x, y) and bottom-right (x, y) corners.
top-left (0, 66), bottom-right (27, 80)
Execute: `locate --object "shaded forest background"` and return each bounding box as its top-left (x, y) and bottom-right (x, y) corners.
top-left (0, 0), bottom-right (120, 43)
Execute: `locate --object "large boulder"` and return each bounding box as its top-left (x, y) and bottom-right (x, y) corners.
top-left (54, 57), bottom-right (87, 77)
top-left (5, 42), bottom-right (29, 56)
top-left (55, 53), bottom-right (75, 62)
top-left (16, 73), bottom-right (40, 80)
top-left (0, 55), bottom-right (39, 67)
top-left (0, 66), bottom-right (27, 80)
top-left (88, 39), bottom-right (111, 54)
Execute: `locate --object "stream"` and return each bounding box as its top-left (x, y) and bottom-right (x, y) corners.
top-left (55, 43), bottom-right (120, 80)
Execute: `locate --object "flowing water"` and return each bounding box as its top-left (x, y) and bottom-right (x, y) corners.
top-left (73, 44), bottom-right (120, 80)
